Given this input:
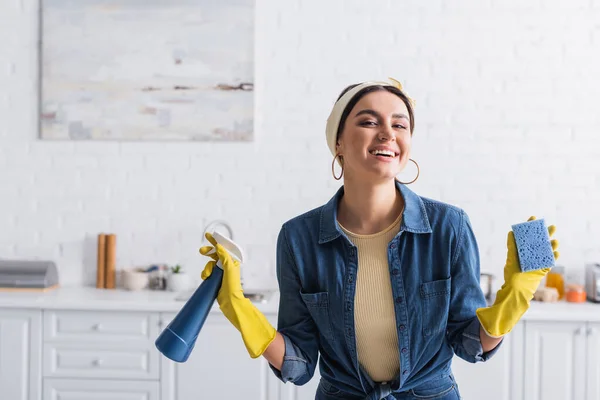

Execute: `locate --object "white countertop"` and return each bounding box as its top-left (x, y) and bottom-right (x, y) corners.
top-left (0, 285), bottom-right (280, 314)
top-left (0, 286), bottom-right (598, 321)
top-left (521, 299), bottom-right (600, 321)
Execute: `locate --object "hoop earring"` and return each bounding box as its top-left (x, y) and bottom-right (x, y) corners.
top-left (396, 158), bottom-right (420, 184)
top-left (331, 154), bottom-right (344, 180)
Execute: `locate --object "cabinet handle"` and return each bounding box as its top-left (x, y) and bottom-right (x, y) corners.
top-left (92, 359), bottom-right (103, 367)
top-left (588, 327), bottom-right (597, 336)
top-left (575, 327), bottom-right (584, 335)
top-left (92, 324), bottom-right (102, 331)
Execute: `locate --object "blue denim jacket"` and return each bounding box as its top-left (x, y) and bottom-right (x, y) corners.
top-left (269, 181), bottom-right (501, 400)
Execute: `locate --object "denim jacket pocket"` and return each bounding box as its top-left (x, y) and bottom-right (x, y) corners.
top-left (409, 374), bottom-right (456, 399)
top-left (317, 378), bottom-right (363, 400)
top-left (300, 291), bottom-right (335, 342)
top-left (317, 378), bottom-right (343, 398)
top-left (420, 277), bottom-right (451, 337)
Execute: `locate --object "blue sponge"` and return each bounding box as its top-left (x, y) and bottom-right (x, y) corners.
top-left (511, 218), bottom-right (555, 272)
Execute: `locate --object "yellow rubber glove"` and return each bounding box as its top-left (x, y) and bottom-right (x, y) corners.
top-left (199, 233), bottom-right (277, 358)
top-left (476, 216), bottom-right (560, 338)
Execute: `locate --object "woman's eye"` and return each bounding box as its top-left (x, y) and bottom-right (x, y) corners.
top-left (393, 124), bottom-right (407, 129)
top-left (360, 121), bottom-right (377, 126)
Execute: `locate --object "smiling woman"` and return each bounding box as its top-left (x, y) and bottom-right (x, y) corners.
top-left (197, 78), bottom-right (559, 400)
top-left (329, 83), bottom-right (414, 186)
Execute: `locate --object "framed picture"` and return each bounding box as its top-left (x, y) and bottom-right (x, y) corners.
top-left (40, 0), bottom-right (254, 141)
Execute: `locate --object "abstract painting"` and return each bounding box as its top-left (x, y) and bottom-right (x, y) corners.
top-left (40, 0), bottom-right (254, 141)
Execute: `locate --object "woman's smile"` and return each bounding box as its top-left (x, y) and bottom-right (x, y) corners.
top-left (368, 145), bottom-right (399, 163)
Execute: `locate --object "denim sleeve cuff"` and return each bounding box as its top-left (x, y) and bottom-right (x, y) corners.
top-left (461, 318), bottom-right (503, 362)
top-left (268, 333), bottom-right (310, 384)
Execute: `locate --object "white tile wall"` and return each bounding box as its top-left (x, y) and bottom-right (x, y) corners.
top-left (1, 0), bottom-right (600, 289)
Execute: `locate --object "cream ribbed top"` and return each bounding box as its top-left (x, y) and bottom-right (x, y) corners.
top-left (338, 212), bottom-right (402, 383)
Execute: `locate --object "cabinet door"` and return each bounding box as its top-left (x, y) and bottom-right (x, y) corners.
top-left (43, 310), bottom-right (158, 343)
top-left (160, 312), bottom-right (269, 400)
top-left (43, 378), bottom-right (159, 400)
top-left (587, 322), bottom-right (600, 400)
top-left (524, 321), bottom-right (587, 400)
top-left (0, 309), bottom-right (41, 400)
top-left (451, 322), bottom-right (524, 400)
top-left (43, 341), bottom-right (160, 380)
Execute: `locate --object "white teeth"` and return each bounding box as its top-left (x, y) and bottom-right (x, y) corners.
top-left (370, 149), bottom-right (396, 157)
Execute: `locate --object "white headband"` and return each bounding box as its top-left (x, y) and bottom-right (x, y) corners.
top-left (325, 78), bottom-right (414, 158)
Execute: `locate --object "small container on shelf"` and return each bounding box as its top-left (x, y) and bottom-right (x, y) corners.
top-left (121, 268), bottom-right (149, 291)
top-left (565, 284), bottom-right (587, 303)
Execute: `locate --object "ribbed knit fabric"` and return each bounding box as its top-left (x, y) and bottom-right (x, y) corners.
top-left (338, 212), bottom-right (402, 383)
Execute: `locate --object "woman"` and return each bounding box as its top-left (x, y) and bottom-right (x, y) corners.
top-left (199, 78), bottom-right (560, 400)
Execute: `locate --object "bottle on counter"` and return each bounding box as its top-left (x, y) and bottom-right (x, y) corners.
top-left (148, 264), bottom-right (168, 290)
top-left (545, 265), bottom-right (565, 300)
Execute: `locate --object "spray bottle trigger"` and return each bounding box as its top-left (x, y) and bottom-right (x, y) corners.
top-left (211, 231), bottom-right (245, 268)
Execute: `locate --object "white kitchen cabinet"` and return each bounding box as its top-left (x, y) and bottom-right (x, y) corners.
top-left (159, 311), bottom-right (323, 400)
top-left (451, 322), bottom-right (524, 400)
top-left (0, 309), bottom-right (42, 400)
top-left (524, 321), bottom-right (587, 400)
top-left (43, 378), bottom-right (160, 400)
top-left (3, 288), bottom-right (600, 400)
top-left (586, 322), bottom-right (600, 400)
top-left (160, 312), bottom-right (273, 400)
top-left (42, 309), bottom-right (161, 400)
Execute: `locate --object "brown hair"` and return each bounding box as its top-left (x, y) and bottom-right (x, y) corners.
top-left (335, 84), bottom-right (415, 142)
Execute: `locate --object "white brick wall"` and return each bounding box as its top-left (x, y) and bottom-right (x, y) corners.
top-left (2, 0), bottom-right (600, 290)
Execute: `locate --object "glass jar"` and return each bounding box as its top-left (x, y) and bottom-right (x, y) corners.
top-left (545, 265), bottom-right (565, 300)
top-left (565, 284), bottom-right (586, 303)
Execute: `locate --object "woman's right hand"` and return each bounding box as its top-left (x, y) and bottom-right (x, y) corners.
top-left (198, 233), bottom-right (277, 358)
top-left (199, 232), bottom-right (244, 307)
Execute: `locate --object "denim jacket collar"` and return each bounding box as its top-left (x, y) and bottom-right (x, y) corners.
top-left (318, 180), bottom-right (432, 244)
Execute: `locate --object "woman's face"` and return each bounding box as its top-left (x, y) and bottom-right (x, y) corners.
top-left (336, 90), bottom-right (412, 183)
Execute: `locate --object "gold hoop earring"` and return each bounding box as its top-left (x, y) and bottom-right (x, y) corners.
top-left (396, 158), bottom-right (420, 184)
top-left (331, 154), bottom-right (344, 180)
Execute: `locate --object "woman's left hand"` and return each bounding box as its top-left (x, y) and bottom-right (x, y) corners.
top-left (476, 216), bottom-right (560, 338)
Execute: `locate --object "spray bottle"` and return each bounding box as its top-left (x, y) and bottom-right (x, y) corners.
top-left (154, 231), bottom-right (244, 362)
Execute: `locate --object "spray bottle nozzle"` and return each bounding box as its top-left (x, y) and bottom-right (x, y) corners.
top-left (211, 231), bottom-right (244, 266)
